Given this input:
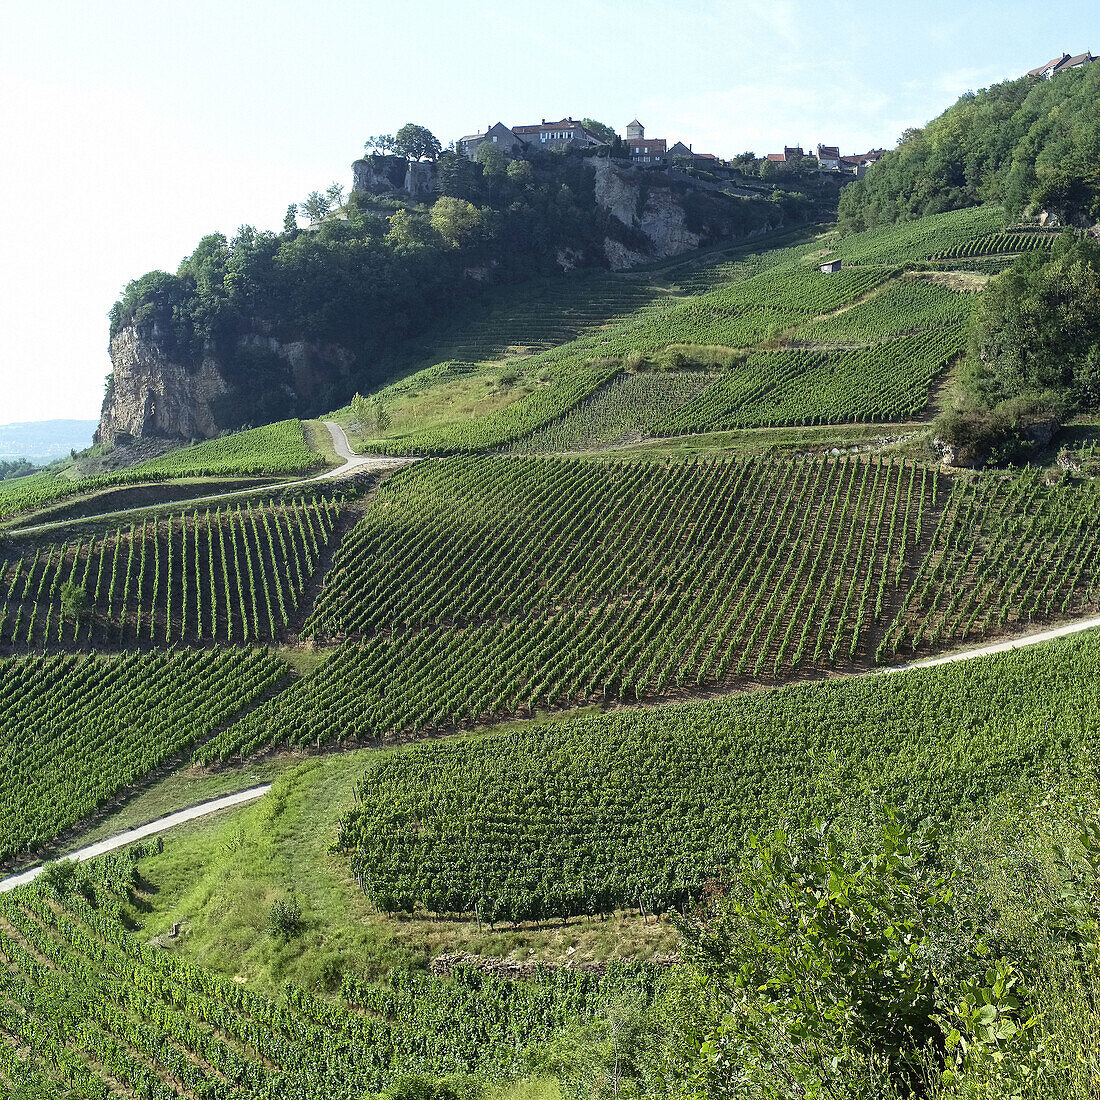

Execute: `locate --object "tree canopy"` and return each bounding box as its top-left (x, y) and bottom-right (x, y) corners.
top-left (839, 63), bottom-right (1100, 231)
top-left (393, 123), bottom-right (442, 161)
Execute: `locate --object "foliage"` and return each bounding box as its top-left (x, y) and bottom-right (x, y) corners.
top-left (664, 819), bottom-right (1039, 1099)
top-left (57, 579), bottom-right (90, 622)
top-left (393, 122), bottom-right (443, 161)
top-left (581, 119), bottom-right (618, 145)
top-left (838, 63), bottom-right (1100, 230)
top-left (268, 897), bottom-right (304, 938)
top-left (936, 235), bottom-right (1100, 461)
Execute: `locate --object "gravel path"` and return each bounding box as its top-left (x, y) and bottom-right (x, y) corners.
top-left (0, 786), bottom-right (272, 893)
top-left (882, 616), bottom-right (1100, 674)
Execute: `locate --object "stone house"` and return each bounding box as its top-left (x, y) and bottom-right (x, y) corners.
top-left (816, 144), bottom-right (841, 170)
top-left (625, 120), bottom-right (667, 164)
top-left (512, 118), bottom-right (602, 151)
top-left (820, 259), bottom-right (842, 273)
top-left (456, 122), bottom-right (524, 161)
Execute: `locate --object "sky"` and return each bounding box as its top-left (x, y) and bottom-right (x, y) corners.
top-left (0, 0), bottom-right (1094, 426)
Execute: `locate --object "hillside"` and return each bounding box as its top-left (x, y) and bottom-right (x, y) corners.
top-left (839, 60), bottom-right (1100, 229)
top-left (99, 149), bottom-right (822, 445)
top-left (7, 86), bottom-right (1100, 1099)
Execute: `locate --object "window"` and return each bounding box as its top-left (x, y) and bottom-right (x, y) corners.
top-left (492, 136), bottom-right (497, 142)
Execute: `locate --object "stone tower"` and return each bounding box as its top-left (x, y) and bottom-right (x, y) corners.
top-left (626, 119), bottom-right (644, 140)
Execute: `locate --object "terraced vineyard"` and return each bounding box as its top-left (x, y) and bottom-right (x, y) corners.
top-left (787, 278), bottom-right (976, 345)
top-left (822, 205), bottom-right (1006, 265)
top-left (0, 494), bottom-right (342, 648)
top-left (200, 454), bottom-right (937, 758)
top-left (0, 876), bottom-right (662, 1098)
top-left (881, 471), bottom-right (1100, 657)
top-left (505, 371), bottom-right (714, 453)
top-left (336, 631), bottom-right (1100, 920)
top-left (653, 324), bottom-right (968, 432)
top-left (0, 648), bottom-right (285, 861)
top-left (930, 231), bottom-right (1057, 259)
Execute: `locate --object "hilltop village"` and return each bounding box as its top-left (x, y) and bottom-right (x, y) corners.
top-left (454, 116), bottom-right (887, 175)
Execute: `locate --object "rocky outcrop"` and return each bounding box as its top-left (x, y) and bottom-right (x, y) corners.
top-left (97, 324), bottom-right (229, 443)
top-left (351, 156), bottom-right (438, 201)
top-left (591, 159), bottom-right (777, 270)
top-left (351, 155), bottom-right (409, 194)
top-left (97, 323), bottom-right (354, 444)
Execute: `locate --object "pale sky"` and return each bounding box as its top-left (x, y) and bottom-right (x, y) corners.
top-left (0, 0), bottom-right (1094, 425)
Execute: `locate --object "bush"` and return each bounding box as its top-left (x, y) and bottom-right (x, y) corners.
top-left (268, 897), bottom-right (303, 939)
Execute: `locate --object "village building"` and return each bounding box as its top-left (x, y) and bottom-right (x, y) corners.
top-left (456, 122), bottom-right (525, 160)
top-left (667, 141), bottom-right (722, 167)
top-left (624, 120), bottom-right (667, 163)
top-left (1027, 51), bottom-right (1096, 79)
top-left (511, 118), bottom-right (603, 152)
top-left (816, 144), bottom-right (841, 170)
top-left (765, 146), bottom-right (808, 163)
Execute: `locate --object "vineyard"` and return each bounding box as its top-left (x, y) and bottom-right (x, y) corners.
top-left (786, 278), bottom-right (976, 345)
top-left (0, 871), bottom-right (663, 1097)
top-left (505, 371), bottom-right (714, 453)
top-left (821, 205), bottom-right (1006, 265)
top-left (0, 648), bottom-right (286, 862)
top-left (0, 494), bottom-right (342, 649)
top-left (0, 419), bottom-right (324, 525)
top-left (199, 453), bottom-right (938, 758)
top-left (651, 324), bottom-right (968, 433)
top-left (335, 631), bottom-right (1100, 920)
top-left (880, 470), bottom-right (1100, 657)
top-left (929, 231), bottom-right (1057, 259)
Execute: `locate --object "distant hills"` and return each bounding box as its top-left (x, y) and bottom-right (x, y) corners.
top-left (0, 419), bottom-right (98, 463)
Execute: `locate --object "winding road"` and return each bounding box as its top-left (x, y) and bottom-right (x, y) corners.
top-left (13, 421), bottom-right (415, 537)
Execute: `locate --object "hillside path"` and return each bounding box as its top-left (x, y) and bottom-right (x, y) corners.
top-left (13, 421), bottom-right (415, 536)
top-left (0, 786), bottom-right (272, 893)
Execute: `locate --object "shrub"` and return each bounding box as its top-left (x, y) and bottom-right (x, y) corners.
top-left (268, 897), bottom-right (303, 939)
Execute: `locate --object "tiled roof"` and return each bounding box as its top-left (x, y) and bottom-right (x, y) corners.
top-left (626, 138), bottom-right (667, 152)
top-left (817, 145), bottom-right (840, 159)
top-left (766, 153), bottom-right (786, 162)
top-left (1028, 54), bottom-right (1068, 76)
top-left (513, 118), bottom-right (581, 134)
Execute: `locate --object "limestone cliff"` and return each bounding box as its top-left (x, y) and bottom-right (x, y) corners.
top-left (97, 323), bottom-right (354, 444)
top-left (591, 159), bottom-right (780, 270)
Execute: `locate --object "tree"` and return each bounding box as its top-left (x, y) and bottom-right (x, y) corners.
top-left (373, 395), bottom-right (391, 433)
top-left (325, 182), bottom-right (345, 208)
top-left (59, 581), bottom-right (90, 623)
top-left (506, 159), bottom-right (534, 186)
top-left (350, 392), bottom-right (374, 433)
top-left (393, 123), bottom-right (442, 162)
top-left (364, 134), bottom-right (397, 155)
top-left (582, 118), bottom-right (618, 145)
top-left (429, 196), bottom-right (482, 247)
top-left (475, 141), bottom-right (506, 177)
top-left (283, 203), bottom-right (299, 233)
top-left (300, 191), bottom-right (331, 224)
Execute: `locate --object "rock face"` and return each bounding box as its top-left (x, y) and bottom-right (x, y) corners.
top-left (591, 159), bottom-right (777, 270)
top-left (98, 324), bottom-right (229, 443)
top-left (351, 156), bottom-right (438, 201)
top-left (351, 155), bottom-right (410, 194)
top-left (97, 323), bottom-right (354, 444)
